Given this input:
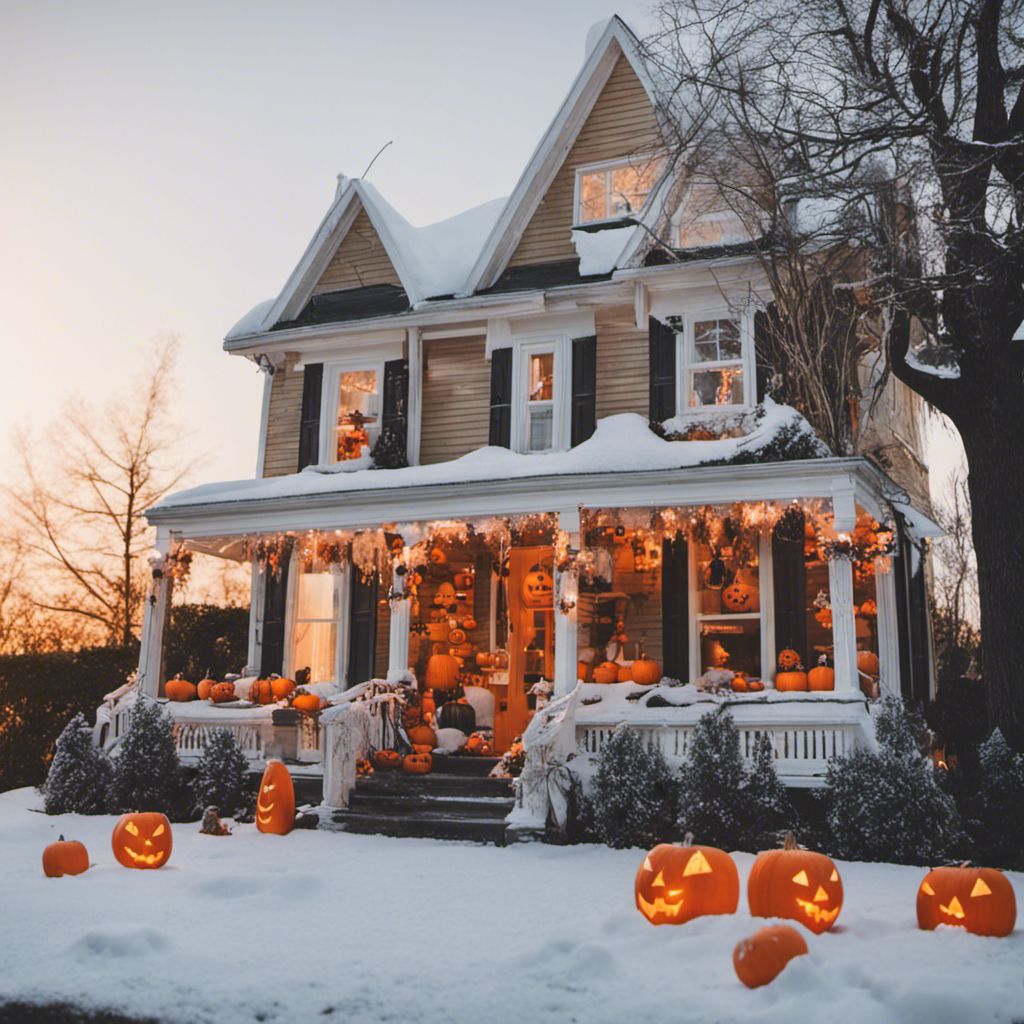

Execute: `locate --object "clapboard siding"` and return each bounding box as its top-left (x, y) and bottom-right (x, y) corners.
top-left (508, 55), bottom-right (661, 267)
top-left (595, 319), bottom-right (649, 420)
top-left (313, 209), bottom-right (403, 295)
top-left (262, 358), bottom-right (304, 478)
top-left (420, 336), bottom-right (491, 464)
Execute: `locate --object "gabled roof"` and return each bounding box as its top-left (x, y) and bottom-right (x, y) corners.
top-left (461, 16), bottom-right (668, 296)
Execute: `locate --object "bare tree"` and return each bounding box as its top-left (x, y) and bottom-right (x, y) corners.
top-left (6, 341), bottom-right (195, 647)
top-left (641, 0), bottom-right (1024, 744)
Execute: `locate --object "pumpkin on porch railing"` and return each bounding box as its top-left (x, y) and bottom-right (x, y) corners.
top-left (271, 675), bottom-right (296, 700)
top-left (774, 669), bottom-right (809, 692)
top-left (42, 836), bottom-right (90, 877)
top-left (856, 650), bottom-right (880, 676)
top-left (733, 924), bottom-right (808, 989)
top-left (917, 863), bottom-right (1017, 937)
top-left (164, 676), bottom-right (197, 702)
top-left (197, 676), bottom-right (217, 701)
top-left (402, 752), bottom-right (433, 774)
top-left (112, 812), bottom-right (172, 869)
top-left (808, 656), bottom-right (835, 691)
top-left (635, 837), bottom-right (740, 926)
top-left (748, 832), bottom-right (843, 934)
top-left (248, 678), bottom-right (276, 705)
top-left (209, 681), bottom-right (236, 703)
top-left (630, 655), bottom-right (662, 686)
top-left (292, 690), bottom-right (325, 713)
top-left (592, 661), bottom-right (621, 684)
top-left (255, 760), bottom-right (295, 835)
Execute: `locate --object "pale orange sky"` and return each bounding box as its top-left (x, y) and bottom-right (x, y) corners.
top-left (0, 0), bottom-right (964, 504)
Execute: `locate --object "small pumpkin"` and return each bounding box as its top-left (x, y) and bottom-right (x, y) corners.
top-left (856, 650), bottom-right (880, 676)
top-left (447, 627), bottom-right (468, 646)
top-left (733, 924), bottom-right (808, 988)
top-left (635, 838), bottom-right (740, 926)
top-left (746, 679), bottom-right (765, 692)
top-left (917, 863), bottom-right (1017, 937)
top-left (721, 582), bottom-right (758, 612)
top-left (630, 656), bottom-right (662, 686)
top-left (774, 670), bottom-right (809, 692)
top-left (209, 681), bottom-right (236, 703)
top-left (577, 659), bottom-right (593, 682)
top-left (747, 832), bottom-right (843, 934)
top-left (592, 661), bottom-right (621, 684)
top-left (164, 676), bottom-right (196, 702)
top-left (411, 743), bottom-right (433, 754)
top-left (374, 749), bottom-right (402, 771)
top-left (112, 812), bottom-right (172, 869)
top-left (402, 752), bottom-right (433, 774)
top-left (617, 664), bottom-right (633, 683)
top-left (777, 649), bottom-right (802, 671)
top-left (255, 759), bottom-right (295, 835)
top-left (292, 692), bottom-right (324, 713)
top-left (808, 657), bottom-right (835, 692)
top-left (421, 691), bottom-right (436, 719)
top-left (42, 836), bottom-right (89, 877)
top-left (407, 723), bottom-right (437, 748)
top-left (271, 676), bottom-right (296, 700)
top-left (731, 675), bottom-right (749, 693)
top-left (425, 653), bottom-right (461, 689)
top-left (197, 677), bottom-right (217, 701)
top-left (248, 678), bottom-right (276, 705)
top-left (462, 617), bottom-right (478, 631)
top-left (476, 652), bottom-right (494, 668)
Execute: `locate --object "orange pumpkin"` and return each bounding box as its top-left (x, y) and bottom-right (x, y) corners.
top-left (411, 743), bottom-right (433, 754)
top-left (592, 661), bottom-right (621, 684)
top-left (248, 678), bottom-right (276, 705)
top-left (164, 676), bottom-right (196, 702)
top-left (630, 656), bottom-right (662, 686)
top-left (209, 681), bottom-right (236, 703)
top-left (808, 659), bottom-right (835, 691)
top-left (42, 836), bottom-right (89, 877)
top-left (374, 749), bottom-right (402, 771)
top-left (429, 546), bottom-right (447, 565)
top-left (255, 759), bottom-right (295, 835)
top-left (774, 670), bottom-right (809, 692)
top-left (748, 832), bottom-right (843, 934)
top-left (856, 650), bottom-right (880, 675)
top-left (521, 565), bottom-right (554, 607)
top-left (111, 812), bottom-right (172, 869)
top-left (917, 864), bottom-right (1017, 937)
top-left (577, 660), bottom-right (593, 682)
top-left (462, 617), bottom-right (478, 632)
top-left (617, 664), bottom-right (633, 683)
top-left (733, 924), bottom-right (808, 988)
top-left (465, 732), bottom-right (494, 756)
top-left (421, 691), bottom-right (436, 719)
top-left (402, 752), bottom-right (433, 774)
top-left (731, 675), bottom-right (749, 693)
top-left (292, 692), bottom-right (324, 713)
top-left (777, 648), bottom-right (802, 671)
top-left (197, 677), bottom-right (217, 701)
top-left (407, 723), bottom-right (437, 748)
top-left (355, 758), bottom-right (374, 776)
top-left (271, 676), bottom-right (296, 700)
top-left (635, 841), bottom-right (740, 926)
top-left (425, 653), bottom-right (461, 689)
top-left (748, 679), bottom-right (765, 692)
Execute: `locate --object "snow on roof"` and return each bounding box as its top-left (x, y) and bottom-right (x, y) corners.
top-left (571, 225), bottom-right (636, 276)
top-left (154, 401), bottom-right (817, 512)
top-left (225, 298), bottom-right (275, 342)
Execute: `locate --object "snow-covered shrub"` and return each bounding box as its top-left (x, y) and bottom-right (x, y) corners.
top-left (109, 697), bottom-right (182, 815)
top-left (821, 696), bottom-right (963, 864)
top-left (744, 731), bottom-right (794, 851)
top-left (962, 729), bottom-right (1024, 870)
top-left (192, 727), bottom-right (251, 819)
top-left (589, 723), bottom-right (680, 848)
top-left (369, 425), bottom-right (409, 469)
top-left (43, 712), bottom-right (112, 815)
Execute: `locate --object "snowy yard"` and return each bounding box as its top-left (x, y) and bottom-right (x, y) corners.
top-left (3, 787), bottom-right (1022, 1024)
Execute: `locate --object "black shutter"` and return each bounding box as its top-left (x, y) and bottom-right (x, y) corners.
top-left (661, 531), bottom-right (689, 681)
top-left (772, 515), bottom-right (807, 658)
top-left (489, 347), bottom-right (513, 448)
top-left (380, 357), bottom-right (409, 458)
top-left (347, 570), bottom-right (379, 687)
top-left (570, 335), bottom-right (597, 446)
top-left (259, 547), bottom-right (292, 677)
top-left (297, 363), bottom-right (323, 470)
top-left (895, 527), bottom-right (932, 702)
top-left (754, 308), bottom-right (775, 402)
top-left (649, 317), bottom-right (676, 422)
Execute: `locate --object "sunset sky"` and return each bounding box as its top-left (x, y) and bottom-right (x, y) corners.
top-left (0, 0), bottom-right (963, 500)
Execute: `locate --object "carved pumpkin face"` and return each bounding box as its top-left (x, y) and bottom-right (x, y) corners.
top-left (917, 865), bottom-right (1017, 937)
top-left (777, 649), bottom-right (802, 671)
top-left (634, 843), bottom-right (740, 925)
top-left (255, 760), bottom-right (295, 835)
top-left (209, 681), bottom-right (236, 703)
top-left (112, 813), bottom-right (172, 869)
top-left (402, 752), bottom-right (433, 774)
top-left (433, 582), bottom-right (457, 608)
top-left (374, 749), bottom-right (402, 771)
top-left (747, 835), bottom-right (843, 934)
top-left (521, 565), bottom-right (554, 608)
top-left (722, 582), bottom-right (758, 612)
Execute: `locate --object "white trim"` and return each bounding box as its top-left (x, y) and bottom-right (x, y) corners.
top-left (284, 556), bottom-right (349, 687)
top-left (875, 557), bottom-right (900, 697)
top-left (255, 366), bottom-right (275, 477)
top-left (246, 557), bottom-right (262, 673)
top-left (406, 327), bottom-right (422, 466)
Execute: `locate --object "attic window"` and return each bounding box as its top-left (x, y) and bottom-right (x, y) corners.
top-left (575, 157), bottom-right (660, 225)
top-left (674, 183), bottom-right (755, 249)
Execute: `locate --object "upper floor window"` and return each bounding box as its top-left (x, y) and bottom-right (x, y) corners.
top-left (575, 157), bottom-right (660, 226)
top-left (526, 350), bottom-right (555, 451)
top-left (324, 364), bottom-right (381, 462)
top-left (510, 336), bottom-right (570, 454)
top-left (674, 183), bottom-right (756, 249)
top-left (672, 313), bottom-right (753, 411)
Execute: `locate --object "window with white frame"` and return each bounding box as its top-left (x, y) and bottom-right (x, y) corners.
top-left (290, 558), bottom-right (345, 684)
top-left (513, 337), bottom-right (569, 454)
top-left (323, 363), bottom-right (382, 463)
top-left (674, 183), bottom-right (756, 249)
top-left (675, 313), bottom-right (752, 410)
top-left (525, 348), bottom-right (555, 452)
top-left (575, 157), bottom-right (660, 225)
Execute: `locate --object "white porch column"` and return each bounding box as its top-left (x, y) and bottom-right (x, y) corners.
top-left (874, 556), bottom-right (900, 696)
top-left (386, 566), bottom-right (411, 682)
top-left (828, 552), bottom-right (859, 691)
top-left (553, 508), bottom-right (581, 698)
top-left (138, 527), bottom-right (172, 698)
top-left (406, 327), bottom-right (422, 466)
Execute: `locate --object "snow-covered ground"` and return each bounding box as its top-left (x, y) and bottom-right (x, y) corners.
top-left (3, 787), bottom-right (1022, 1024)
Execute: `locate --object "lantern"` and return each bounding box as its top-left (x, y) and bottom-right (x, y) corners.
top-left (634, 841), bottom-right (740, 926)
top-left (255, 759), bottom-right (295, 835)
top-left (521, 564), bottom-right (554, 607)
top-left (42, 836), bottom-right (89, 877)
top-left (733, 925), bottom-right (808, 988)
top-left (917, 864), bottom-right (1017, 937)
top-left (111, 813), bottom-right (173, 869)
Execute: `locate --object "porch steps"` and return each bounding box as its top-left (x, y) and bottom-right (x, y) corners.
top-left (324, 755), bottom-right (515, 845)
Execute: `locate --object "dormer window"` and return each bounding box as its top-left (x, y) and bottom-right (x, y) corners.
top-left (671, 312), bottom-right (754, 412)
top-left (674, 183), bottom-right (756, 249)
top-left (575, 157), bottom-right (660, 225)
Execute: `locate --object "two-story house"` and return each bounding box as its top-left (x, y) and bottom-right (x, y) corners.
top-left (98, 17), bottom-right (938, 828)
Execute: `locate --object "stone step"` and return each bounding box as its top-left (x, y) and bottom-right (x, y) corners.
top-left (326, 808), bottom-right (509, 845)
top-left (348, 790), bottom-right (514, 818)
top-left (356, 772), bottom-right (513, 799)
top-left (428, 754), bottom-right (502, 777)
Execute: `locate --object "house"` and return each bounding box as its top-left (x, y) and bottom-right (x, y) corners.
top-left (96, 16), bottom-right (938, 837)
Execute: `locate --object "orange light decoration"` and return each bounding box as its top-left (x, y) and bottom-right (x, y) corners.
top-left (111, 813), bottom-right (173, 870)
top-left (255, 760), bottom-right (296, 835)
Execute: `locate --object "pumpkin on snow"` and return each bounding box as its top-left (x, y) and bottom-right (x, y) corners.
top-left (634, 839), bottom-right (740, 926)
top-left (733, 924), bottom-right (808, 988)
top-left (747, 832), bottom-right (843, 934)
top-left (403, 752), bottom-right (433, 774)
top-left (209, 681), bottom-right (236, 703)
top-left (164, 676), bottom-right (196, 702)
top-left (374, 749), bottom-right (402, 771)
top-left (256, 759), bottom-right (295, 835)
top-left (917, 864), bottom-right (1017, 937)
top-left (617, 663), bottom-right (633, 683)
top-left (777, 648), bottom-right (802, 671)
top-left (112, 812), bottom-right (172, 869)
top-left (42, 836), bottom-right (89, 877)
top-left (808, 657), bottom-right (835, 692)
top-left (592, 661), bottom-right (621, 684)
top-left (630, 656), bottom-right (662, 686)
top-left (248, 678), bottom-right (276, 705)
top-left (746, 679), bottom-right (765, 692)
top-left (775, 670), bottom-right (809, 692)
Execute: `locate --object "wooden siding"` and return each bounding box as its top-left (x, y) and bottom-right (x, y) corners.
top-left (595, 317), bottom-right (649, 420)
top-left (263, 357), bottom-right (303, 478)
top-left (508, 54), bottom-right (661, 268)
top-left (313, 208), bottom-right (403, 295)
top-left (419, 335), bottom-right (491, 464)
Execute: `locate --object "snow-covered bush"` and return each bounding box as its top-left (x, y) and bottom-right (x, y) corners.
top-left (109, 697), bottom-right (183, 815)
top-left (589, 723), bottom-right (680, 848)
top-left (192, 727), bottom-right (251, 819)
top-left (744, 731), bottom-right (794, 851)
top-left (821, 696), bottom-right (964, 864)
top-left (43, 712), bottom-right (112, 815)
top-left (962, 729), bottom-right (1024, 870)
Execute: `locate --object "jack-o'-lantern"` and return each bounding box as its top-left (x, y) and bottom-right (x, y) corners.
top-left (634, 840), bottom-right (740, 925)
top-left (777, 649), bottom-right (802, 671)
top-left (775, 670), bottom-right (808, 692)
top-left (433, 581), bottom-right (457, 610)
top-left (271, 676), bottom-right (296, 700)
top-left (255, 760), bottom-right (295, 835)
top-left (374, 749), bottom-right (402, 771)
top-left (857, 650), bottom-right (880, 676)
top-left (111, 812), bottom-right (173, 869)
top-left (521, 565), bottom-right (554, 608)
top-left (916, 864), bottom-right (1016, 937)
top-left (42, 836), bottom-right (89, 877)
top-left (197, 677), bottom-right (217, 701)
top-left (722, 582), bottom-right (759, 613)
top-left (292, 692), bottom-right (324, 713)
top-left (425, 652), bottom-right (461, 688)
top-left (407, 723), bottom-right (436, 748)
top-left (747, 832), bottom-right (843, 933)
top-left (592, 661), bottom-right (621, 684)
top-left (733, 924), bottom-right (808, 988)
top-left (248, 678), bottom-right (276, 705)
top-left (808, 657), bottom-right (835, 691)
top-left (403, 752), bottom-right (433, 774)
top-left (630, 656), bottom-right (662, 686)
top-left (429, 547), bottom-right (447, 565)
top-left (164, 676), bottom-right (196, 702)
top-left (209, 681), bottom-right (236, 703)
top-left (447, 627), bottom-right (468, 646)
